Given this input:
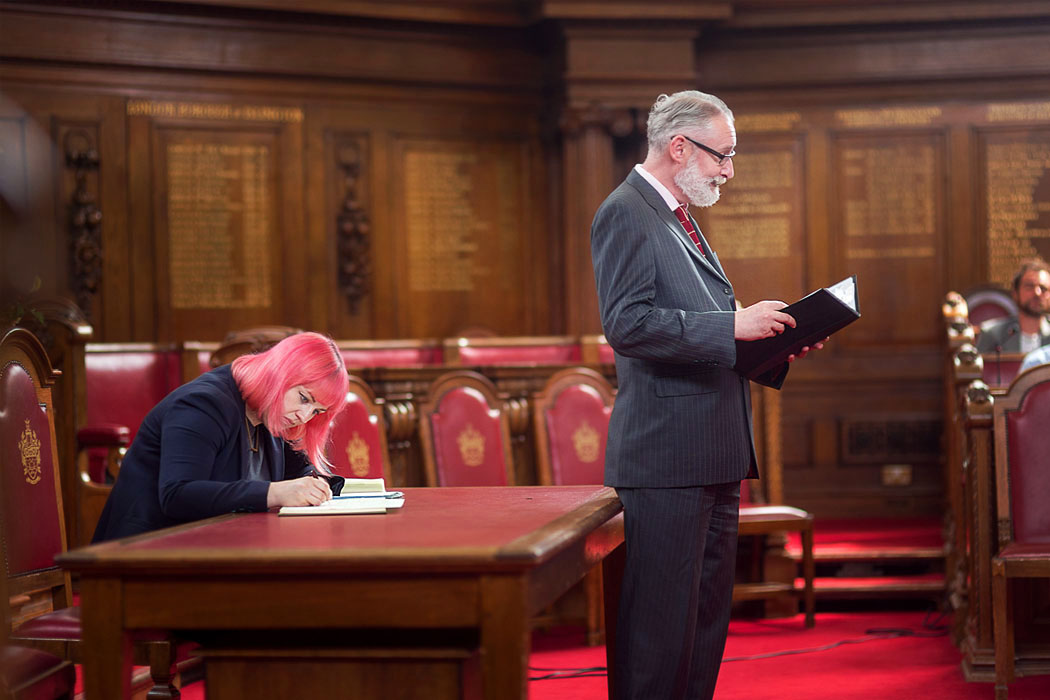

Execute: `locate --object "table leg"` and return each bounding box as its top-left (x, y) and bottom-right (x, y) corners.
top-left (603, 541), bottom-right (625, 699)
top-left (80, 577), bottom-right (132, 699)
top-left (479, 575), bottom-right (528, 699)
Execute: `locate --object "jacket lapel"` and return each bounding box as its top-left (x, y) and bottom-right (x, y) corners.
top-left (626, 170), bottom-right (731, 286)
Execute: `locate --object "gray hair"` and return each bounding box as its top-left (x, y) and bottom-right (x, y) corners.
top-left (646, 91), bottom-right (734, 153)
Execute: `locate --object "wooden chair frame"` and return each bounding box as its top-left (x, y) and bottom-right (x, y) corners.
top-left (417, 370), bottom-right (515, 487)
top-left (990, 364), bottom-right (1050, 699)
top-left (1, 328), bottom-right (194, 699)
top-left (531, 367), bottom-right (616, 645)
top-left (734, 384), bottom-right (816, 627)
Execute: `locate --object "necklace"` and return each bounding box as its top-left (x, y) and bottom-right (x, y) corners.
top-left (245, 414), bottom-right (259, 453)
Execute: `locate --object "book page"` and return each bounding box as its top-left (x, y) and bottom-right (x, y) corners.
top-left (827, 276), bottom-right (858, 311)
top-left (278, 494), bottom-right (405, 516)
top-left (341, 477), bottom-right (386, 493)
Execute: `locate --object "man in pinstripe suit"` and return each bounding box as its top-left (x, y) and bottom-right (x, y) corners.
top-left (592, 91), bottom-right (816, 699)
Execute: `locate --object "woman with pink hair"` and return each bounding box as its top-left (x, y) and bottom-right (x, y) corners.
top-left (93, 332), bottom-right (349, 541)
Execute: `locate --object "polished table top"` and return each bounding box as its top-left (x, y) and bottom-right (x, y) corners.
top-left (58, 485), bottom-right (622, 575)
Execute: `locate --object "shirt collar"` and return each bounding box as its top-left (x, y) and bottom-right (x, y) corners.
top-left (634, 164), bottom-right (684, 213)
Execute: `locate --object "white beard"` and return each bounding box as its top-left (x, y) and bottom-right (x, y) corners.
top-left (674, 152), bottom-right (726, 208)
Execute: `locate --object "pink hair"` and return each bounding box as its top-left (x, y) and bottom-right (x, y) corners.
top-left (231, 332), bottom-right (348, 474)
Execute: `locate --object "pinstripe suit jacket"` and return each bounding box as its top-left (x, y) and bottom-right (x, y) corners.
top-left (592, 169), bottom-right (777, 488)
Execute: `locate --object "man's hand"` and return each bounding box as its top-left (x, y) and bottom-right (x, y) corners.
top-left (734, 300), bottom-right (796, 341)
top-left (788, 338), bottom-right (828, 362)
top-left (266, 476), bottom-right (332, 508)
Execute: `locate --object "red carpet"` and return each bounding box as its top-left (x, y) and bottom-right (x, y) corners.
top-left (784, 517), bottom-right (945, 557)
top-left (76, 612), bottom-right (1050, 699)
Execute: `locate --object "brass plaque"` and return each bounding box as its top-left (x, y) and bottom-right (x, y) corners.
top-left (980, 129), bottom-right (1050, 286)
top-left (166, 140), bottom-right (273, 309)
top-left (403, 143), bottom-right (521, 294)
top-left (840, 143), bottom-right (937, 258)
top-left (706, 149), bottom-right (794, 260)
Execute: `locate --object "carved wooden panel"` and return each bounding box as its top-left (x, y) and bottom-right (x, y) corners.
top-left (829, 128), bottom-right (948, 348)
top-left (391, 135), bottom-right (540, 337)
top-left (127, 100), bottom-right (306, 340)
top-left (975, 113), bottom-right (1050, 287)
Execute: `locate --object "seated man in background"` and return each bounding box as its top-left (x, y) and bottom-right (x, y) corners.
top-left (975, 258), bottom-right (1050, 353)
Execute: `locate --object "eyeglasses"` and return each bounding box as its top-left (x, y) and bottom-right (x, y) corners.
top-left (679, 135), bottom-right (735, 165)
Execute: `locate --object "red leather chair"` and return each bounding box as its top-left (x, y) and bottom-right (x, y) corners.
top-left (1, 328), bottom-right (193, 699)
top-left (533, 367), bottom-right (613, 487)
top-left (0, 646), bottom-right (75, 700)
top-left (532, 367), bottom-right (616, 645)
top-left (337, 338), bottom-right (443, 368)
top-left (443, 335), bottom-right (581, 366)
top-left (84, 343), bottom-right (183, 445)
top-left (325, 375), bottom-right (392, 483)
top-left (418, 371), bottom-right (515, 487)
top-left (991, 364), bottom-right (1050, 699)
top-left (964, 285), bottom-right (1016, 326)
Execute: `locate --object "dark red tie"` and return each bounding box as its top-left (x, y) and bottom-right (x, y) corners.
top-left (674, 204), bottom-right (706, 257)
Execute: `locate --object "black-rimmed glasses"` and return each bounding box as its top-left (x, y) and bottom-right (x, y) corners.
top-left (679, 135), bottom-right (735, 165)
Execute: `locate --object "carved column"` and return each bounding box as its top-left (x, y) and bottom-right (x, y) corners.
top-left (554, 21), bottom-right (702, 333)
top-left (335, 141), bottom-right (371, 315)
top-left (960, 380), bottom-right (995, 679)
top-left (64, 130), bottom-right (102, 322)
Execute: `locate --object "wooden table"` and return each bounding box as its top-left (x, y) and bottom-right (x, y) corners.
top-left (58, 485), bottom-right (624, 699)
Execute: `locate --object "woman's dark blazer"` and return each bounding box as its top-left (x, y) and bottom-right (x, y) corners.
top-left (93, 365), bottom-right (312, 541)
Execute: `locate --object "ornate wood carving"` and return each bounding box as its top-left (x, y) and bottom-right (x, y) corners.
top-left (335, 141), bottom-right (371, 314)
top-left (64, 130), bottom-right (102, 321)
top-left (559, 104), bottom-right (644, 138)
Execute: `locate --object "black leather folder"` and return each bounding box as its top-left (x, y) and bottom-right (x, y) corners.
top-left (735, 275), bottom-right (860, 387)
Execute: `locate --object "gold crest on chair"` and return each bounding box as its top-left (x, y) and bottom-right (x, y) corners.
top-left (457, 423), bottom-right (485, 467)
top-left (20, 418), bottom-right (42, 484)
top-left (571, 420), bottom-right (600, 463)
top-left (346, 431), bottom-right (371, 477)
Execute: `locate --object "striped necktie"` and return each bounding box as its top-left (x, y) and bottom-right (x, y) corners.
top-left (674, 204), bottom-right (706, 257)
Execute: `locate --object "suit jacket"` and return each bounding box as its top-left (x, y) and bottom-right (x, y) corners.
top-left (975, 315), bottom-right (1050, 353)
top-left (93, 365), bottom-right (314, 541)
top-left (591, 170), bottom-right (780, 488)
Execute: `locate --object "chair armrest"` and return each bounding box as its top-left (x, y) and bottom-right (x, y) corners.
top-left (76, 423), bottom-right (131, 447)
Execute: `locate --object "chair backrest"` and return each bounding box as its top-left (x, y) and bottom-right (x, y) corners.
top-left (208, 325), bottom-right (302, 368)
top-left (443, 335), bottom-right (581, 366)
top-left (0, 328), bottom-right (72, 633)
top-left (84, 343), bottom-right (182, 443)
top-left (337, 338), bottom-right (443, 368)
top-left (993, 364), bottom-right (1050, 547)
top-left (418, 371), bottom-right (515, 487)
top-left (532, 368), bottom-right (614, 485)
top-left (325, 375), bottom-right (392, 483)
top-left (964, 285), bottom-right (1017, 326)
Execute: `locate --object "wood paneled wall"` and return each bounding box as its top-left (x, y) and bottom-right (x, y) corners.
top-left (3, 0), bottom-right (1050, 518)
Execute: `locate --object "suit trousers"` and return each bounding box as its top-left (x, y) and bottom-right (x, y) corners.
top-left (614, 482), bottom-right (741, 700)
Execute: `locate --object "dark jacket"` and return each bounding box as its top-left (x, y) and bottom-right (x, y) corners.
top-left (591, 170), bottom-right (783, 488)
top-left (92, 365), bottom-right (312, 541)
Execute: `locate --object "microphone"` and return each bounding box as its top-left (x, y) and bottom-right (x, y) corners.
top-left (995, 326), bottom-right (1019, 386)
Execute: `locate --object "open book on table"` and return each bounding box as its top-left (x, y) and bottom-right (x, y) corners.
top-left (278, 477), bottom-right (405, 516)
top-left (734, 275), bottom-right (860, 387)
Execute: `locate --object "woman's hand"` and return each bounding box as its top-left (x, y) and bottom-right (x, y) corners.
top-left (266, 476), bottom-right (332, 508)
